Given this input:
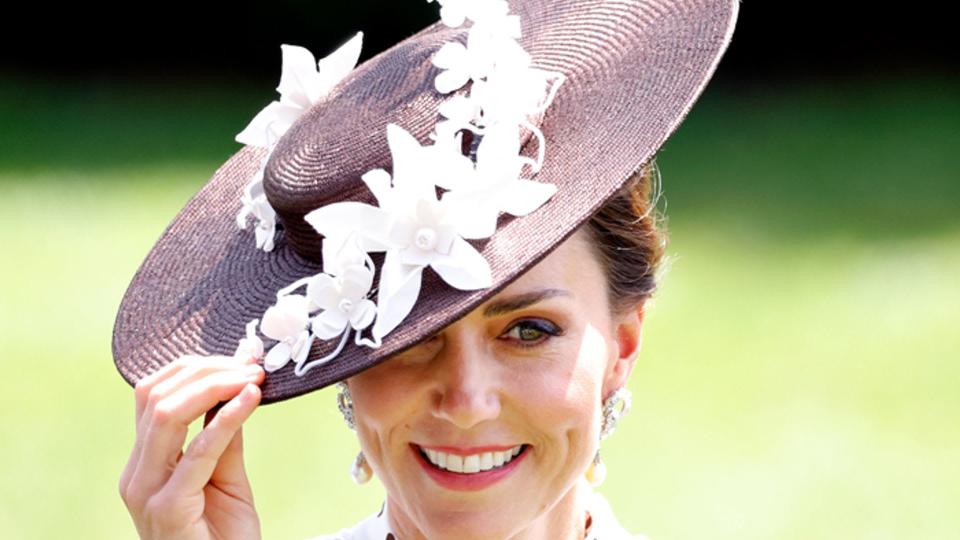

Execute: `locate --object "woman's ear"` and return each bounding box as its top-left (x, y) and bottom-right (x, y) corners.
top-left (603, 303), bottom-right (645, 398)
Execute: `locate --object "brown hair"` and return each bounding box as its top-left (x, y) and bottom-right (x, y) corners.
top-left (585, 159), bottom-right (667, 315)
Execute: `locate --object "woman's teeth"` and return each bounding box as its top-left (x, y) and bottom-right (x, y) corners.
top-left (421, 445), bottom-right (524, 474)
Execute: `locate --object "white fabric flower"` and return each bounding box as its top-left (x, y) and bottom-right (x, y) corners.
top-left (235, 33), bottom-right (364, 148)
top-left (434, 94), bottom-right (481, 140)
top-left (431, 21), bottom-right (522, 94)
top-left (236, 167), bottom-right (279, 251)
top-left (428, 0), bottom-right (468, 28)
top-left (234, 319), bottom-right (265, 361)
top-left (429, 0), bottom-right (511, 28)
top-left (307, 238), bottom-right (378, 339)
top-left (260, 294), bottom-right (313, 372)
top-left (305, 124), bottom-right (494, 341)
top-left (440, 123), bottom-right (556, 237)
top-left (221, 0), bottom-right (568, 376)
top-left (235, 33), bottom-right (363, 252)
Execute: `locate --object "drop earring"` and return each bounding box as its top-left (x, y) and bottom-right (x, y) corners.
top-left (586, 387), bottom-right (632, 487)
top-left (337, 382), bottom-right (373, 485)
top-left (351, 450), bottom-right (373, 485)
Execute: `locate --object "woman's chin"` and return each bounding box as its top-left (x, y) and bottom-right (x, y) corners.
top-left (417, 510), bottom-right (521, 540)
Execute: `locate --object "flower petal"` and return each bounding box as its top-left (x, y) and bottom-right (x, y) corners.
top-left (432, 42), bottom-right (467, 69)
top-left (234, 319), bottom-right (265, 361)
top-left (432, 150), bottom-right (476, 192)
top-left (437, 94), bottom-right (477, 124)
top-left (277, 44), bottom-right (320, 110)
top-left (315, 31), bottom-right (364, 95)
top-left (305, 202), bottom-right (393, 250)
top-left (349, 299), bottom-right (377, 330)
top-left (313, 308), bottom-right (349, 339)
top-left (430, 236), bottom-right (493, 290)
top-left (254, 222), bottom-right (276, 252)
top-left (321, 232), bottom-right (374, 277)
top-left (435, 69), bottom-right (471, 94)
top-left (260, 295), bottom-right (310, 341)
top-left (440, 4), bottom-right (467, 27)
top-left (340, 263), bottom-right (375, 300)
top-left (373, 251), bottom-right (424, 340)
top-left (361, 168), bottom-right (394, 209)
top-left (306, 273), bottom-right (340, 311)
top-left (291, 331), bottom-right (314, 366)
top-left (498, 179), bottom-right (557, 217)
top-left (235, 101), bottom-right (286, 148)
top-left (385, 124), bottom-right (438, 202)
top-left (399, 245), bottom-right (437, 267)
top-left (264, 342), bottom-right (292, 372)
top-left (444, 193), bottom-right (499, 239)
top-left (476, 122), bottom-right (521, 177)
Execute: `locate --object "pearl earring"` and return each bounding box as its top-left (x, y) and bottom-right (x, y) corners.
top-left (337, 382), bottom-right (373, 484)
top-left (351, 451), bottom-right (373, 485)
top-left (585, 387), bottom-right (632, 487)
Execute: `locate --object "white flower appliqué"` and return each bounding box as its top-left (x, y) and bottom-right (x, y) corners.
top-left (215, 0), bottom-right (566, 377)
top-left (305, 124), bottom-right (496, 342)
top-left (260, 294), bottom-right (313, 372)
top-left (235, 33), bottom-right (364, 252)
top-left (234, 319), bottom-right (265, 361)
top-left (254, 234), bottom-right (379, 375)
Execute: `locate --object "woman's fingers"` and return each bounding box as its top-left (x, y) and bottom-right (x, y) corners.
top-left (121, 355), bottom-right (255, 499)
top-left (124, 366), bottom-right (264, 511)
top-left (137, 356), bottom-right (256, 436)
top-left (163, 383), bottom-right (261, 500)
top-left (122, 355), bottom-right (204, 501)
top-left (133, 356), bottom-right (195, 427)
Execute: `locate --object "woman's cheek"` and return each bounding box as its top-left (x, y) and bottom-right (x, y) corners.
top-left (351, 368), bottom-right (420, 432)
top-left (513, 354), bottom-right (599, 437)
top-left (525, 328), bottom-right (608, 441)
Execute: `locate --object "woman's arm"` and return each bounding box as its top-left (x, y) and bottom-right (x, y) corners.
top-left (118, 354), bottom-right (265, 540)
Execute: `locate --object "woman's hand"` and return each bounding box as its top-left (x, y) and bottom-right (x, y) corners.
top-left (119, 354), bottom-right (266, 540)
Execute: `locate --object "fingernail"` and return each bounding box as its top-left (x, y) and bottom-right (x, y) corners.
top-left (243, 364), bottom-right (263, 377)
top-left (239, 383), bottom-right (258, 403)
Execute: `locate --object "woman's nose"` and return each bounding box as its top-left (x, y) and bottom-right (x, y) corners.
top-left (432, 336), bottom-right (502, 430)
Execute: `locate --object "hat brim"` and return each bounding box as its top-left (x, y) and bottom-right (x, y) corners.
top-left (112, 0), bottom-right (739, 404)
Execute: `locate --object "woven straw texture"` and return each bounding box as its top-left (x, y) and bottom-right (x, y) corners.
top-left (113, 0), bottom-right (740, 404)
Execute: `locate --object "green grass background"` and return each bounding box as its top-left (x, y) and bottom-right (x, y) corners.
top-left (1, 74), bottom-right (957, 539)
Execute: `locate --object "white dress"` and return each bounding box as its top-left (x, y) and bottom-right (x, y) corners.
top-left (309, 488), bottom-right (650, 540)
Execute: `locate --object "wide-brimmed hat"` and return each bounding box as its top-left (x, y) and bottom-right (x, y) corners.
top-left (112, 0), bottom-right (739, 404)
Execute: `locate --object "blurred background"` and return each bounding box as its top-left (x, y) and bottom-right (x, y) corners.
top-left (1, 1), bottom-right (957, 538)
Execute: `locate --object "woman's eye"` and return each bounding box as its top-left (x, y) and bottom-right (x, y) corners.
top-left (501, 319), bottom-right (562, 347)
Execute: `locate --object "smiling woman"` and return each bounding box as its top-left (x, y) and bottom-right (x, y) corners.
top-left (114, 0), bottom-right (737, 539)
top-left (333, 175), bottom-right (660, 539)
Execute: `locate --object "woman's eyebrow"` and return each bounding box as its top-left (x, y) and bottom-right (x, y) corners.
top-left (482, 288), bottom-right (571, 317)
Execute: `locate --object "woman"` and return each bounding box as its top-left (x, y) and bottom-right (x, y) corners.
top-left (114, 0), bottom-right (738, 538)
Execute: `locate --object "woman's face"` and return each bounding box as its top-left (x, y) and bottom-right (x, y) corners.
top-left (347, 228), bottom-right (643, 539)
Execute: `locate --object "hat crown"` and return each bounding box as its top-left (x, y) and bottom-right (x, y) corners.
top-left (263, 22), bottom-right (469, 261)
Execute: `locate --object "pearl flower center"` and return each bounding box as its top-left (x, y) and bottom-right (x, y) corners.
top-left (414, 227), bottom-right (438, 251)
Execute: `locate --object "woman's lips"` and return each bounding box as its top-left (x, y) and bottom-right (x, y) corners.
top-left (411, 443), bottom-right (530, 491)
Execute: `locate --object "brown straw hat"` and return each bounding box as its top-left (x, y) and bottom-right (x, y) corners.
top-left (112, 0), bottom-right (739, 405)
